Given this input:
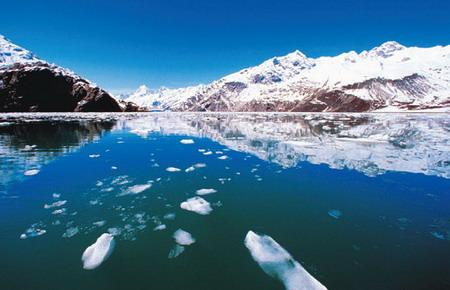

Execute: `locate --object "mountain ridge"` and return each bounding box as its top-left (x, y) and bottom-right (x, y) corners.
top-left (126, 41), bottom-right (450, 112)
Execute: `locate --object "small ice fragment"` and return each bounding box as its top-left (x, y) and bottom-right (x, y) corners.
top-left (195, 188), bottom-right (217, 196)
top-left (23, 144), bottom-right (37, 151)
top-left (173, 229), bottom-right (196, 245)
top-left (244, 231), bottom-right (327, 290)
top-left (52, 208), bottom-right (66, 215)
top-left (218, 155), bottom-right (228, 160)
top-left (111, 166), bottom-right (118, 170)
top-left (180, 196), bottom-right (213, 215)
top-left (328, 209), bottom-right (342, 219)
top-left (203, 151), bottom-right (213, 155)
top-left (166, 167), bottom-right (181, 172)
top-left (168, 244), bottom-right (185, 259)
top-left (119, 184), bottom-right (151, 196)
top-left (163, 213), bottom-right (176, 220)
top-left (185, 166), bottom-right (195, 173)
top-left (93, 220), bottom-right (107, 227)
top-left (44, 200), bottom-right (67, 209)
top-left (52, 193), bottom-right (61, 199)
top-left (107, 227), bottom-right (122, 236)
top-left (431, 231), bottom-right (446, 240)
top-left (198, 149), bottom-right (206, 152)
top-left (153, 224), bottom-right (167, 231)
top-left (20, 224), bottom-right (46, 239)
top-left (180, 139), bottom-right (194, 144)
top-left (89, 154), bottom-right (100, 158)
top-left (81, 233), bottom-right (115, 270)
top-left (215, 151), bottom-right (223, 154)
top-left (62, 226), bottom-right (79, 238)
top-left (194, 163), bottom-right (206, 168)
top-left (96, 181), bottom-right (103, 187)
top-left (24, 169), bottom-right (39, 176)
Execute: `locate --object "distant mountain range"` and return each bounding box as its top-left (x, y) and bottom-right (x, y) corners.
top-left (126, 41), bottom-right (450, 112)
top-left (1, 34), bottom-right (449, 112)
top-left (0, 35), bottom-right (139, 112)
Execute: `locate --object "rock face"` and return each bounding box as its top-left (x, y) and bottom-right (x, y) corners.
top-left (0, 35), bottom-right (140, 112)
top-left (126, 41), bottom-right (450, 112)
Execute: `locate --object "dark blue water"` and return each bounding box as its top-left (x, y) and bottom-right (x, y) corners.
top-left (0, 113), bottom-right (449, 290)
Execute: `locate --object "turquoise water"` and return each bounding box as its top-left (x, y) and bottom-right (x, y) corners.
top-left (0, 113), bottom-right (449, 290)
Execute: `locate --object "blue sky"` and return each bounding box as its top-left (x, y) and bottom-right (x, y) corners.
top-left (1, 0), bottom-right (449, 92)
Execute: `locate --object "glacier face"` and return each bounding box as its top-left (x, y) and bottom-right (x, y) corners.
top-left (126, 41), bottom-right (450, 112)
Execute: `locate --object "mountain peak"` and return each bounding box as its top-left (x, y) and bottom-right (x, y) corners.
top-left (366, 41), bottom-right (406, 58)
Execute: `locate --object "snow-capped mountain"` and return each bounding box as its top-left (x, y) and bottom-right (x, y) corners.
top-left (126, 41), bottom-right (450, 112)
top-left (0, 34), bottom-right (137, 112)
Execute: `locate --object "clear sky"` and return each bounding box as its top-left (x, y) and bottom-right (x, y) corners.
top-left (1, 0), bottom-right (449, 93)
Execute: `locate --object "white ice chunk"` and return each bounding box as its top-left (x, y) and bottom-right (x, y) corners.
top-left (185, 166), bottom-right (195, 173)
top-left (168, 244), bottom-right (185, 259)
top-left (203, 151), bottom-right (213, 155)
top-left (93, 220), bottom-right (107, 227)
top-left (180, 139), bottom-right (194, 144)
top-left (195, 188), bottom-right (217, 196)
top-left (62, 226), bottom-right (79, 238)
top-left (118, 183), bottom-right (152, 196)
top-left (166, 167), bottom-right (181, 172)
top-left (24, 169), bottom-right (39, 176)
top-left (89, 154), bottom-right (100, 158)
top-left (218, 155), bottom-right (229, 160)
top-left (153, 224), bottom-right (167, 231)
top-left (180, 196), bottom-right (213, 215)
top-left (81, 233), bottom-right (115, 270)
top-left (44, 200), bottom-right (67, 209)
top-left (244, 231), bottom-right (327, 290)
top-left (173, 229), bottom-right (196, 245)
top-left (194, 163), bottom-right (207, 168)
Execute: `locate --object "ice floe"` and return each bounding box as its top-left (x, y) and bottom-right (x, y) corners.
top-left (44, 200), bottom-right (67, 209)
top-left (166, 167), bottom-right (181, 172)
top-left (93, 220), bottom-right (107, 227)
top-left (81, 233), bottom-right (115, 270)
top-left (180, 139), bottom-right (194, 144)
top-left (218, 155), bottom-right (229, 160)
top-left (153, 224), bottom-right (167, 231)
top-left (194, 163), bottom-right (207, 168)
top-left (180, 196), bottom-right (213, 215)
top-left (185, 166), bottom-right (195, 172)
top-left (20, 223), bottom-right (46, 239)
top-left (168, 244), bottom-right (185, 259)
top-left (163, 213), bottom-right (176, 220)
top-left (195, 188), bottom-right (217, 196)
top-left (89, 154), bottom-right (100, 158)
top-left (244, 231), bottom-right (327, 290)
top-left (203, 151), bottom-right (213, 155)
top-left (24, 169), bottom-right (40, 176)
top-left (62, 226), bottom-right (79, 238)
top-left (173, 229), bottom-right (196, 245)
top-left (118, 183), bottom-right (152, 196)
top-left (328, 209), bottom-right (342, 219)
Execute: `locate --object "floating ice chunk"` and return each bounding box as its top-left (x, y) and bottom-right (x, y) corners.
top-left (81, 233), bottom-right (115, 270)
top-left (215, 151), bottom-right (223, 154)
top-left (198, 149), bottom-right (206, 152)
top-left (89, 154), bottom-right (100, 158)
top-left (173, 229), bottom-right (196, 245)
top-left (23, 144), bottom-right (37, 151)
top-left (52, 193), bottom-right (61, 199)
top-left (218, 155), bottom-right (229, 160)
top-left (93, 220), bottom-right (107, 227)
top-left (180, 139), bottom-right (194, 144)
top-left (44, 200), bottom-right (67, 209)
top-left (185, 166), bottom-right (195, 173)
top-left (62, 226), bottom-right (79, 238)
top-left (107, 227), bottom-right (122, 236)
top-left (328, 209), bottom-right (342, 219)
top-left (244, 231), bottom-right (327, 290)
top-left (195, 188), bottom-right (217, 196)
top-left (24, 169), bottom-right (39, 176)
top-left (96, 181), bottom-right (103, 187)
top-left (20, 224), bottom-right (46, 239)
top-left (111, 166), bottom-right (118, 170)
top-left (163, 213), bottom-right (176, 220)
top-left (118, 183), bottom-right (152, 196)
top-left (203, 151), bottom-right (213, 155)
top-left (166, 167), bottom-right (181, 172)
top-left (52, 208), bottom-right (66, 215)
top-left (431, 231), bottom-right (446, 240)
top-left (153, 224), bottom-right (167, 231)
top-left (168, 244), bottom-right (185, 259)
top-left (194, 163), bottom-right (206, 168)
top-left (180, 196), bottom-right (213, 215)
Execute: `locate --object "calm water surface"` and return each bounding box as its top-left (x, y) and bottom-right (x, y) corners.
top-left (0, 113), bottom-right (449, 290)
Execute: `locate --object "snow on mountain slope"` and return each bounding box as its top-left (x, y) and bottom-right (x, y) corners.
top-left (0, 35), bottom-right (40, 68)
top-left (126, 41), bottom-right (450, 112)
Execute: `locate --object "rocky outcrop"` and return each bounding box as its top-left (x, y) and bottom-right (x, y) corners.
top-left (0, 62), bottom-right (125, 112)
